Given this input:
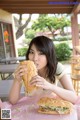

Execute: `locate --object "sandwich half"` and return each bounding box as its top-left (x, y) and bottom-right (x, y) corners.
top-left (38, 97), bottom-right (73, 114)
top-left (20, 60), bottom-right (37, 96)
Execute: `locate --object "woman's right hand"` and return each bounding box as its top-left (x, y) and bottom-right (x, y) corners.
top-left (13, 65), bottom-right (27, 83)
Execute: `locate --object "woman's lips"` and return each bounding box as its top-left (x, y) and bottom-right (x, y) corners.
top-left (35, 63), bottom-right (39, 68)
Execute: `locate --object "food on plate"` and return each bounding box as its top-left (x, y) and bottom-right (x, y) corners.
top-left (38, 97), bottom-right (73, 114)
top-left (20, 60), bottom-right (37, 96)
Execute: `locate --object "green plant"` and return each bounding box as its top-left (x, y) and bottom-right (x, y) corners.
top-left (55, 43), bottom-right (71, 61)
top-left (25, 29), bottom-right (35, 39)
top-left (18, 47), bottom-right (28, 56)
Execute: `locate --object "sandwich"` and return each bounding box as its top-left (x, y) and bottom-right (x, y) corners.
top-left (38, 97), bottom-right (73, 114)
top-left (20, 60), bottom-right (37, 96)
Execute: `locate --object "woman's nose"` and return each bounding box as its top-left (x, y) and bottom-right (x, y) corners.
top-left (33, 54), bottom-right (38, 61)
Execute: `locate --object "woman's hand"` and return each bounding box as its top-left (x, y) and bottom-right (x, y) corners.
top-left (30, 75), bottom-right (52, 90)
top-left (13, 65), bottom-right (27, 83)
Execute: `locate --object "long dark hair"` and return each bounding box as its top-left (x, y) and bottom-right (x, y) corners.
top-left (26, 35), bottom-right (58, 83)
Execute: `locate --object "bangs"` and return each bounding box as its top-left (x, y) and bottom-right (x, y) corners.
top-left (33, 41), bottom-right (46, 54)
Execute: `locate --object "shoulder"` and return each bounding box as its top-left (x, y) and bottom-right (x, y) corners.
top-left (56, 62), bottom-right (64, 75)
top-left (55, 62), bottom-right (66, 80)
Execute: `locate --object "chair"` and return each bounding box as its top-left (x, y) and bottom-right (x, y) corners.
top-left (71, 55), bottom-right (80, 95)
top-left (71, 75), bottom-right (80, 95)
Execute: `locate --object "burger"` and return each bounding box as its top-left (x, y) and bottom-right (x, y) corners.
top-left (20, 60), bottom-right (37, 96)
top-left (38, 97), bottom-right (73, 114)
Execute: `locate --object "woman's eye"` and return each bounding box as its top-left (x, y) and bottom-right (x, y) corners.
top-left (29, 51), bottom-right (34, 54)
top-left (39, 52), bottom-right (44, 55)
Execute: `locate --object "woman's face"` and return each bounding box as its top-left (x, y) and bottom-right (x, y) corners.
top-left (28, 44), bottom-right (47, 70)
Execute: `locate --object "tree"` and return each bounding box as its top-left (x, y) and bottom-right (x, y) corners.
top-left (14, 14), bottom-right (32, 39)
top-left (23, 29), bottom-right (36, 45)
top-left (32, 14), bottom-right (70, 38)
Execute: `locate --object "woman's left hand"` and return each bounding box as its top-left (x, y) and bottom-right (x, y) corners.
top-left (30, 75), bottom-right (52, 90)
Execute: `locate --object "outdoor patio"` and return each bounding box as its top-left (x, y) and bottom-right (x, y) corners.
top-left (0, 1), bottom-right (80, 120)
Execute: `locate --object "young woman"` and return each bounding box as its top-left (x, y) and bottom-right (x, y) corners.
top-left (9, 36), bottom-right (77, 104)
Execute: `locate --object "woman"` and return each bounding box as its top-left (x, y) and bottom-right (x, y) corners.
top-left (9, 35), bottom-right (77, 104)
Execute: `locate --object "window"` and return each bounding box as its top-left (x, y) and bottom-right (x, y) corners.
top-left (0, 22), bottom-right (15, 59)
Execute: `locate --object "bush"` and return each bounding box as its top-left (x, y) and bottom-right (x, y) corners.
top-left (55, 43), bottom-right (71, 61)
top-left (18, 47), bottom-right (28, 56)
top-left (18, 43), bottom-right (71, 61)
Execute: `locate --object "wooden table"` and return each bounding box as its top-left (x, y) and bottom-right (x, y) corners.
top-left (0, 64), bottom-right (18, 79)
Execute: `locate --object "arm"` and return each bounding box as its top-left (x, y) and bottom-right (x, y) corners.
top-left (30, 74), bottom-right (77, 104)
top-left (9, 78), bottom-right (22, 104)
top-left (50, 74), bottom-right (77, 104)
top-left (8, 65), bottom-right (25, 104)
top-left (52, 62), bottom-right (77, 103)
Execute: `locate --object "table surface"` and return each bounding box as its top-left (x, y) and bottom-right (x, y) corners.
top-left (0, 80), bottom-right (24, 97)
top-left (0, 64), bottom-right (19, 79)
top-left (2, 96), bottom-right (78, 120)
top-left (0, 56), bottom-right (26, 64)
top-left (0, 64), bottom-right (18, 73)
